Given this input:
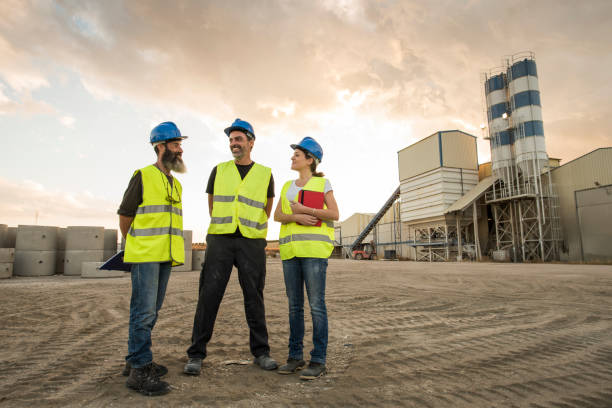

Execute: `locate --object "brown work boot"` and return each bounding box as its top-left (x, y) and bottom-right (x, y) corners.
top-left (123, 361), bottom-right (168, 378)
top-left (126, 363), bottom-right (171, 396)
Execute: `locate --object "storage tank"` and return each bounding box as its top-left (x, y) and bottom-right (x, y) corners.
top-left (507, 54), bottom-right (548, 178)
top-left (484, 72), bottom-right (513, 183)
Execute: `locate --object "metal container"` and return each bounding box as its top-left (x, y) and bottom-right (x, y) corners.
top-left (15, 225), bottom-right (58, 251)
top-left (65, 226), bottom-right (105, 251)
top-left (13, 250), bottom-right (56, 276)
top-left (64, 250), bottom-right (105, 276)
top-left (0, 263), bottom-right (12, 279)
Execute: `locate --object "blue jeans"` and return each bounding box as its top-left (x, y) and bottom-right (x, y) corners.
top-left (126, 262), bottom-right (171, 368)
top-left (282, 257), bottom-right (328, 364)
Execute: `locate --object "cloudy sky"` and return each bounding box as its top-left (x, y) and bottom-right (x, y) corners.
top-left (1, 0), bottom-right (611, 242)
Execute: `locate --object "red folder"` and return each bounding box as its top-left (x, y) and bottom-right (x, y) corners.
top-left (298, 189), bottom-right (325, 227)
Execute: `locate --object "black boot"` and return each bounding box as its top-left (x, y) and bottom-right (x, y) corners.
top-left (123, 361), bottom-right (168, 378)
top-left (126, 363), bottom-right (171, 396)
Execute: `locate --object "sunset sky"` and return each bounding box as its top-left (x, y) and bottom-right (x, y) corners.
top-left (1, 0), bottom-right (611, 242)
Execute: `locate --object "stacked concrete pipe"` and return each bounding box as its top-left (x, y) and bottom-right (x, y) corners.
top-left (192, 249), bottom-right (205, 271)
top-left (55, 228), bottom-right (66, 274)
top-left (0, 224), bottom-right (15, 279)
top-left (13, 225), bottom-right (58, 276)
top-left (172, 230), bottom-right (193, 272)
top-left (104, 229), bottom-right (118, 261)
top-left (5, 227), bottom-right (17, 248)
top-left (64, 226), bottom-right (104, 276)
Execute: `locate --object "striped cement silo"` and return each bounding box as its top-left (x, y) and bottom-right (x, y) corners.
top-left (64, 226), bottom-right (104, 276)
top-left (13, 225), bottom-right (58, 276)
top-left (507, 53), bottom-right (548, 178)
top-left (485, 71), bottom-right (514, 186)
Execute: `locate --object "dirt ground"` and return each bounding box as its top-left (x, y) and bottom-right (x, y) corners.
top-left (1, 259), bottom-right (612, 407)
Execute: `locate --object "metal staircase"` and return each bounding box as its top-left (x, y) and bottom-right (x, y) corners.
top-left (350, 187), bottom-right (400, 252)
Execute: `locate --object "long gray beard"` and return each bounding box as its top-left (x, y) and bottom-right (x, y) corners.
top-left (164, 158), bottom-right (187, 173)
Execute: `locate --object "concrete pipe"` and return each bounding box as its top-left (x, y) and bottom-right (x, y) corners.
top-left (16, 225), bottom-right (58, 251)
top-left (104, 229), bottom-right (118, 252)
top-left (65, 226), bottom-right (105, 251)
top-left (64, 250), bottom-right (104, 276)
top-left (0, 263), bottom-right (12, 279)
top-left (0, 248), bottom-right (15, 263)
top-left (183, 230), bottom-right (193, 247)
top-left (0, 224), bottom-right (7, 247)
top-left (14, 250), bottom-right (57, 276)
top-left (192, 250), bottom-right (205, 271)
top-left (6, 227), bottom-right (17, 248)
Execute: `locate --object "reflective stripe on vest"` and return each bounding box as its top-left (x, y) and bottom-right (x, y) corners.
top-left (278, 177), bottom-right (335, 260)
top-left (124, 164), bottom-right (185, 266)
top-left (207, 160), bottom-right (271, 239)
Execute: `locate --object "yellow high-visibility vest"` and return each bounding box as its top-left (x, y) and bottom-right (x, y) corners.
top-left (124, 164), bottom-right (185, 266)
top-left (208, 160), bottom-right (271, 239)
top-left (279, 177), bottom-right (334, 260)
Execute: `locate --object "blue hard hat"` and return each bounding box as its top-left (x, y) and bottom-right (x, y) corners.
top-left (150, 121), bottom-right (187, 144)
top-left (224, 118), bottom-right (255, 139)
top-left (290, 136), bottom-right (323, 162)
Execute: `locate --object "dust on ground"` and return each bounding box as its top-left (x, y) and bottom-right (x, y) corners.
top-left (1, 259), bottom-right (612, 407)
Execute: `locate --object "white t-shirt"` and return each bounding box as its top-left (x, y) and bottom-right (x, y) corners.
top-left (285, 179), bottom-right (333, 202)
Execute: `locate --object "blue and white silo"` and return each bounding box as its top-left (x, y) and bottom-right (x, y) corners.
top-left (485, 72), bottom-right (513, 182)
top-left (507, 55), bottom-right (548, 178)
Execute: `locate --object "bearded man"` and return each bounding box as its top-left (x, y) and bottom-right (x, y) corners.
top-left (117, 121), bottom-right (187, 396)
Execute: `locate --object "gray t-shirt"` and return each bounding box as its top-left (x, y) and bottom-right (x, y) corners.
top-left (285, 179), bottom-right (332, 202)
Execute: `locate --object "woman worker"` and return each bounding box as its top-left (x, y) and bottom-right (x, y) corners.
top-left (274, 136), bottom-right (339, 380)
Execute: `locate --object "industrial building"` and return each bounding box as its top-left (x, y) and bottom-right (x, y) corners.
top-left (335, 52), bottom-right (611, 263)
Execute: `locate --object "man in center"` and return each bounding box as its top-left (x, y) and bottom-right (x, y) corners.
top-left (185, 118), bottom-right (277, 374)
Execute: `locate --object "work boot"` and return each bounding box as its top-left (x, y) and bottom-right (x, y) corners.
top-left (300, 362), bottom-right (326, 380)
top-left (183, 357), bottom-right (202, 375)
top-left (126, 363), bottom-right (171, 396)
top-left (123, 361), bottom-right (168, 378)
top-left (253, 354), bottom-right (278, 370)
top-left (277, 358), bottom-right (305, 374)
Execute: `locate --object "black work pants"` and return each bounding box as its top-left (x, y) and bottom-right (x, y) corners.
top-left (187, 234), bottom-right (270, 359)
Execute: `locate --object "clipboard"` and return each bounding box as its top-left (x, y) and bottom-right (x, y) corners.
top-left (99, 250), bottom-right (131, 272)
top-left (298, 189), bottom-right (325, 227)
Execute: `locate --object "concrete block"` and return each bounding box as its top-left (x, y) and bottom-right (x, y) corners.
top-left (81, 262), bottom-right (126, 278)
top-left (0, 263), bottom-right (12, 279)
top-left (192, 250), bottom-right (205, 271)
top-left (6, 227), bottom-right (17, 248)
top-left (14, 250), bottom-right (56, 276)
top-left (0, 224), bottom-right (7, 247)
top-left (65, 226), bottom-right (104, 251)
top-left (104, 229), bottom-right (118, 251)
top-left (0, 248), bottom-right (15, 263)
top-left (16, 225), bottom-right (58, 251)
top-left (64, 250), bottom-right (104, 276)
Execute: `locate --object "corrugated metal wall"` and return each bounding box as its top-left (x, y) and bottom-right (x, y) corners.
top-left (551, 148), bottom-right (612, 261)
top-left (441, 131), bottom-right (478, 170)
top-left (398, 133), bottom-right (439, 181)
